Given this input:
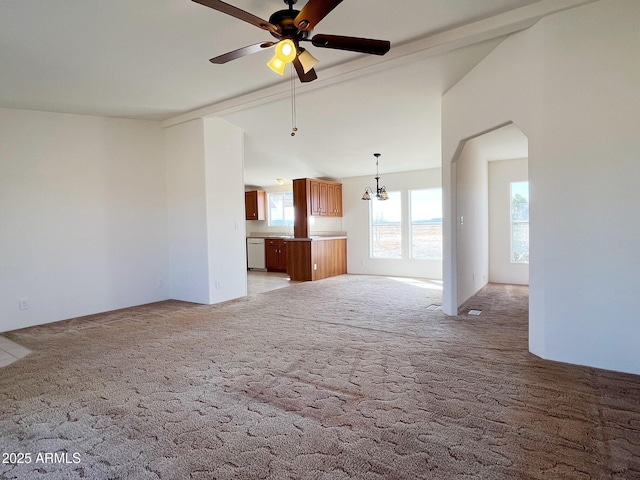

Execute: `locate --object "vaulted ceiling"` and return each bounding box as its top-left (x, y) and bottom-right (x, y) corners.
top-left (1, 1), bottom-right (592, 186)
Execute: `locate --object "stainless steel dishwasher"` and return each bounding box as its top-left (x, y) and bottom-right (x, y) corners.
top-left (246, 238), bottom-right (266, 270)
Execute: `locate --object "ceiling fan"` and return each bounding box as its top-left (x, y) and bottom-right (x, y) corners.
top-left (192, 0), bottom-right (391, 83)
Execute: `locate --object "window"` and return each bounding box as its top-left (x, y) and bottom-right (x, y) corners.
top-left (510, 181), bottom-right (529, 263)
top-left (410, 189), bottom-right (442, 260)
top-left (370, 191), bottom-right (402, 258)
top-left (267, 191), bottom-right (294, 227)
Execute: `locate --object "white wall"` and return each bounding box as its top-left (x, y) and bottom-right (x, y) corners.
top-left (204, 118), bottom-right (247, 303)
top-left (455, 140), bottom-right (489, 305)
top-left (165, 119), bottom-right (211, 303)
top-left (165, 118), bottom-right (247, 304)
top-left (342, 168), bottom-right (442, 279)
top-left (489, 158), bottom-right (529, 285)
top-left (441, 27), bottom-right (543, 317)
top-left (0, 108), bottom-right (168, 332)
top-left (442, 0), bottom-right (640, 374)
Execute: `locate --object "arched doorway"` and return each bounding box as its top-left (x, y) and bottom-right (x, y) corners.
top-left (448, 122), bottom-right (529, 313)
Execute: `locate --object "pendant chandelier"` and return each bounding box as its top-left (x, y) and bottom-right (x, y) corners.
top-left (362, 153), bottom-right (389, 201)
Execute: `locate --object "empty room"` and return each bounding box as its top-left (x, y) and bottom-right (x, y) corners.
top-left (1, 0), bottom-right (639, 478)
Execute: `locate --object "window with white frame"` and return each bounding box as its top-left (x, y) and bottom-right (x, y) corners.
top-left (267, 191), bottom-right (294, 227)
top-left (510, 181), bottom-right (529, 263)
top-left (370, 191), bottom-right (402, 259)
top-left (410, 188), bottom-right (442, 260)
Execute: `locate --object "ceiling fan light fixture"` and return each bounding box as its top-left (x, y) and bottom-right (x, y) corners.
top-left (267, 39), bottom-right (297, 75)
top-left (267, 56), bottom-right (287, 75)
top-left (297, 48), bottom-right (318, 74)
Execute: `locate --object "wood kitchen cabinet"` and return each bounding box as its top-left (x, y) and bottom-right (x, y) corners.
top-left (309, 180), bottom-right (323, 216)
top-left (287, 238), bottom-right (347, 281)
top-left (308, 179), bottom-right (342, 217)
top-left (245, 190), bottom-right (266, 221)
top-left (293, 178), bottom-right (343, 238)
top-left (265, 238), bottom-right (288, 272)
top-left (327, 183), bottom-right (342, 216)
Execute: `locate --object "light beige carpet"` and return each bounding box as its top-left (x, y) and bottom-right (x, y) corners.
top-left (1, 275), bottom-right (639, 479)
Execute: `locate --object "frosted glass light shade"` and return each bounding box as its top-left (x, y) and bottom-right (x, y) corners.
top-left (267, 57), bottom-right (286, 75)
top-left (267, 39), bottom-right (297, 75)
top-left (298, 49), bottom-right (318, 73)
top-left (277, 39), bottom-right (296, 62)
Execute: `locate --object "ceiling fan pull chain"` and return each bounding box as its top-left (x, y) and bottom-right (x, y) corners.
top-left (291, 66), bottom-right (298, 136)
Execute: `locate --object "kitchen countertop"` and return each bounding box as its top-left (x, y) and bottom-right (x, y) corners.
top-left (248, 232), bottom-right (346, 241)
top-left (286, 236), bottom-right (347, 241)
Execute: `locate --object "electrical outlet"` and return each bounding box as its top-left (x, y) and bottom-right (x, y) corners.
top-left (215, 280), bottom-right (221, 289)
top-left (313, 264), bottom-right (318, 271)
top-left (18, 298), bottom-right (28, 310)
top-left (158, 279), bottom-right (165, 288)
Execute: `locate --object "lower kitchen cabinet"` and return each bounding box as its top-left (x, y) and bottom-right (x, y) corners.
top-left (265, 238), bottom-right (288, 272)
top-left (287, 238), bottom-right (347, 281)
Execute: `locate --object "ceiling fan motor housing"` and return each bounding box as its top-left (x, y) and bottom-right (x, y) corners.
top-left (268, 9), bottom-right (309, 42)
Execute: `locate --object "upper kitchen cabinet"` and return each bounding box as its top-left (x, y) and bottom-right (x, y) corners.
top-left (327, 183), bottom-right (343, 217)
top-left (309, 179), bottom-right (323, 216)
top-left (293, 178), bottom-right (343, 238)
top-left (306, 179), bottom-right (342, 217)
top-left (245, 190), bottom-right (266, 221)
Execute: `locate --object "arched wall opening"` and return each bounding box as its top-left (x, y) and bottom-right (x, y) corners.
top-left (451, 122), bottom-right (529, 311)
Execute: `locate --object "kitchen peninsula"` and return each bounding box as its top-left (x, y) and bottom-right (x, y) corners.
top-left (286, 235), bottom-right (347, 281)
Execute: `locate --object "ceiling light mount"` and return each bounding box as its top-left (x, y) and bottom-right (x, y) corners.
top-left (268, 1), bottom-right (308, 42)
top-left (362, 153), bottom-right (389, 201)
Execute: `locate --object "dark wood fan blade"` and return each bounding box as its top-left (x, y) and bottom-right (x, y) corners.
top-left (294, 0), bottom-right (343, 32)
top-left (192, 0), bottom-right (280, 35)
top-left (209, 42), bottom-right (275, 64)
top-left (293, 57), bottom-right (318, 82)
top-left (311, 34), bottom-right (390, 55)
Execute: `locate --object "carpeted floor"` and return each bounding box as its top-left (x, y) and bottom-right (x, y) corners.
top-left (1, 275), bottom-right (639, 479)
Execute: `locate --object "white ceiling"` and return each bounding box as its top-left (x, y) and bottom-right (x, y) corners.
top-left (0, 0), bottom-right (588, 187)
